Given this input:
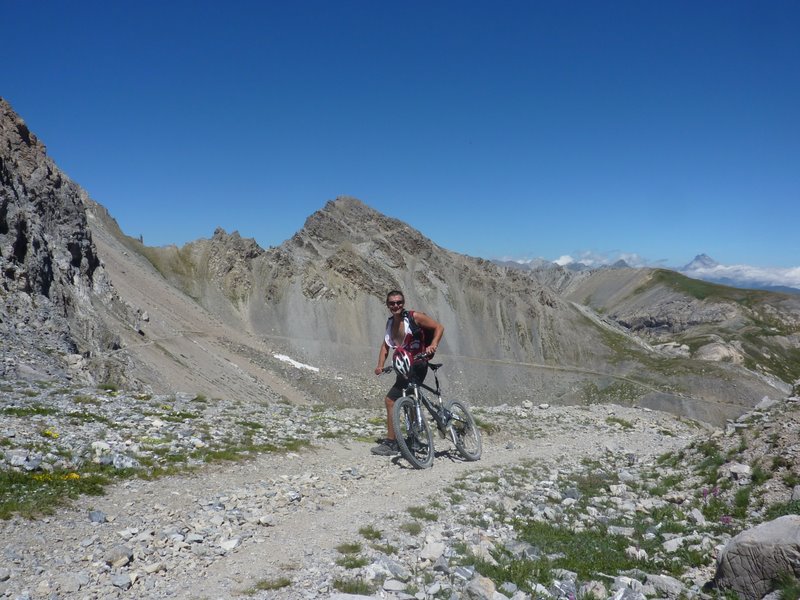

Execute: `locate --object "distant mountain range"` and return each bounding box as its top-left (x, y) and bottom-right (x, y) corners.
top-left (680, 254), bottom-right (800, 295)
top-left (495, 253), bottom-right (800, 295)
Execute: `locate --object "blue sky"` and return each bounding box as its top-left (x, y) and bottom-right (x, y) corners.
top-left (3, 1), bottom-right (799, 271)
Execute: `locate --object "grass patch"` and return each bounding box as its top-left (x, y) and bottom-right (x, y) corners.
top-left (333, 578), bottom-right (373, 595)
top-left (784, 473), bottom-right (800, 488)
top-left (400, 521), bottom-right (422, 535)
top-left (571, 469), bottom-right (617, 498)
top-left (695, 441), bottom-right (725, 484)
top-left (732, 487), bottom-right (751, 518)
top-left (371, 542), bottom-right (398, 555)
top-left (359, 525), bottom-right (382, 541)
top-left (470, 551), bottom-right (553, 592)
top-left (763, 500), bottom-right (800, 522)
top-left (2, 405), bottom-right (58, 417)
top-left (72, 395), bottom-right (101, 406)
top-left (243, 577), bottom-right (292, 594)
top-left (407, 505), bottom-right (438, 521)
top-left (606, 416), bottom-right (634, 430)
top-left (162, 410), bottom-right (200, 422)
top-left (0, 468), bottom-right (109, 520)
top-left (751, 462), bottom-right (770, 486)
top-left (773, 572), bottom-right (800, 600)
top-left (335, 555), bottom-right (369, 568)
top-left (649, 473), bottom-right (684, 497)
top-left (472, 415), bottom-right (500, 435)
top-left (336, 542), bottom-right (362, 554)
top-left (512, 520), bottom-right (657, 581)
top-left (67, 411), bottom-right (112, 424)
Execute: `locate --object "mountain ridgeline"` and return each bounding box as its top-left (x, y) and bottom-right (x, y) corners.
top-left (2, 97), bottom-right (799, 425)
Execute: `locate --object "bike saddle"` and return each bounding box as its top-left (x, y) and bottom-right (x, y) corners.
top-left (428, 362), bottom-right (443, 370)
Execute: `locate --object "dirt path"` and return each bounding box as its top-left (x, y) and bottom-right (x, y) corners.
top-left (0, 404), bottom-right (695, 599)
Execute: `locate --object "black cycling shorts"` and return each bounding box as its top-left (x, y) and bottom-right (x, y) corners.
top-left (386, 362), bottom-right (428, 401)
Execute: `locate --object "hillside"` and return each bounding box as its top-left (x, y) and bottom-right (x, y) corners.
top-left (2, 97), bottom-right (797, 425)
top-left (122, 197), bottom-right (789, 424)
top-left (563, 268), bottom-right (800, 390)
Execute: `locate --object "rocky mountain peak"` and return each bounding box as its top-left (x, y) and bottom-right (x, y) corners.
top-left (210, 227), bottom-right (264, 259)
top-left (684, 253), bottom-right (719, 270)
top-left (286, 195), bottom-right (436, 261)
top-left (0, 98), bottom-right (122, 382)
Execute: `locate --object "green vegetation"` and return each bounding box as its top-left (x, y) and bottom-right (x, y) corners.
top-left (639, 269), bottom-right (768, 303)
top-left (572, 467), bottom-right (617, 498)
top-left (1, 433), bottom-right (313, 519)
top-left (606, 416), bottom-right (634, 430)
top-left (2, 404), bottom-right (58, 417)
top-left (472, 414), bottom-right (500, 435)
top-left (774, 572), bottom-right (800, 600)
top-left (371, 542), bottom-right (398, 555)
top-left (471, 520), bottom-right (659, 591)
top-left (751, 462), bottom-right (770, 486)
top-left (189, 437), bottom-right (311, 463)
top-left (333, 578), bottom-right (373, 595)
top-left (400, 521), bottom-right (422, 535)
top-left (73, 395), bottom-right (101, 406)
top-left (335, 543), bottom-right (368, 568)
top-left (470, 552), bottom-right (553, 592)
top-left (783, 473), bottom-right (800, 488)
top-left (732, 487), bottom-right (752, 518)
top-left (359, 525), bottom-right (382, 541)
top-left (243, 577), bottom-right (292, 594)
top-left (763, 500), bottom-right (800, 521)
top-left (649, 473), bottom-right (683, 497)
top-left (582, 381), bottom-right (642, 405)
top-left (0, 468), bottom-right (108, 520)
top-left (694, 440), bottom-right (725, 484)
top-left (336, 542), bottom-right (362, 554)
top-left (67, 410), bottom-right (112, 424)
top-left (407, 505), bottom-right (438, 521)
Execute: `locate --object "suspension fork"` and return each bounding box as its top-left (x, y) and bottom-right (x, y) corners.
top-left (411, 385), bottom-right (425, 426)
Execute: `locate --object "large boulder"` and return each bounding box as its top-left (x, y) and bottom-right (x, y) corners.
top-left (714, 515), bottom-right (800, 600)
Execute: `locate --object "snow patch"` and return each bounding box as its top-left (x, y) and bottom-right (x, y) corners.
top-left (274, 354), bottom-right (319, 372)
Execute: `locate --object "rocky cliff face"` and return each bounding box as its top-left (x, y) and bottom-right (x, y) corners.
top-left (0, 98), bottom-right (126, 383)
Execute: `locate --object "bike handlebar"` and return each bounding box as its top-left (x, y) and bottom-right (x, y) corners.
top-left (379, 352), bottom-right (433, 375)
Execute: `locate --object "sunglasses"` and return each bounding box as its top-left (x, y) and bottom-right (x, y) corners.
top-left (387, 300), bottom-right (404, 307)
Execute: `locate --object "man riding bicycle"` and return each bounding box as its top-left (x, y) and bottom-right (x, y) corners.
top-left (372, 290), bottom-right (444, 456)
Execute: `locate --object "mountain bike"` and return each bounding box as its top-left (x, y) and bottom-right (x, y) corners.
top-left (383, 355), bottom-right (481, 469)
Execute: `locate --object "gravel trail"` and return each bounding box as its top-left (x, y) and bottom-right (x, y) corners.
top-left (1, 403), bottom-right (697, 599)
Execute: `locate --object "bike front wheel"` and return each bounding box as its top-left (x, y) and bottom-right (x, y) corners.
top-left (446, 399), bottom-right (482, 461)
top-left (392, 396), bottom-right (434, 469)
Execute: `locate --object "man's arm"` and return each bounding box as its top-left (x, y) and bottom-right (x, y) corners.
top-left (413, 312), bottom-right (444, 356)
top-left (374, 340), bottom-right (389, 375)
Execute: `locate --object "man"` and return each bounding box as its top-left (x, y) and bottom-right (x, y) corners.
top-left (372, 290), bottom-right (444, 456)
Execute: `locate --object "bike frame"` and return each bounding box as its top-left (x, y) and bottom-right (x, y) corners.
top-left (402, 363), bottom-right (452, 437)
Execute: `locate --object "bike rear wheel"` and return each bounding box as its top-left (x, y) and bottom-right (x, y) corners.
top-left (392, 396), bottom-right (434, 469)
top-left (446, 399), bottom-right (482, 461)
